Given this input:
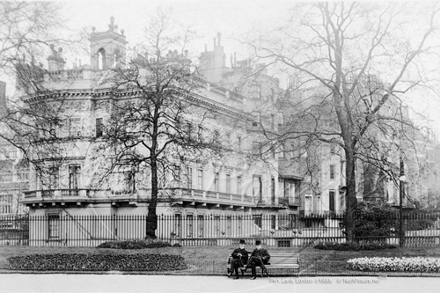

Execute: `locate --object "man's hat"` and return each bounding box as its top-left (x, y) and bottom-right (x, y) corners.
top-left (255, 240), bottom-right (261, 245)
top-left (239, 239), bottom-right (246, 244)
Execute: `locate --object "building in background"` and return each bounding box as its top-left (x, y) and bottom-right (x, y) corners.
top-left (276, 75), bottom-right (440, 217)
top-left (0, 137), bottom-right (29, 215)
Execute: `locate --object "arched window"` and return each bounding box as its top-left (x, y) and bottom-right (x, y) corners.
top-left (98, 48), bottom-right (106, 70)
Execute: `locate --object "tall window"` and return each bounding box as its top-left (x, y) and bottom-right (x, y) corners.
top-left (329, 191), bottom-right (335, 212)
top-left (186, 214), bottom-right (193, 237)
top-left (237, 176), bottom-right (242, 195)
top-left (284, 181), bottom-right (290, 199)
top-left (227, 216), bottom-right (232, 235)
top-left (48, 166), bottom-right (59, 189)
top-left (271, 177), bottom-right (276, 204)
top-left (174, 214), bottom-right (182, 237)
top-left (213, 130), bottom-right (220, 143)
top-left (69, 118), bottom-right (81, 137)
top-left (330, 164), bottom-right (335, 180)
top-left (291, 182), bottom-right (296, 199)
top-left (69, 165), bottom-right (81, 193)
top-left (252, 141), bottom-right (261, 156)
top-left (186, 167), bottom-right (193, 189)
top-left (278, 143), bottom-right (286, 158)
top-left (237, 136), bottom-right (242, 152)
top-left (289, 214), bottom-right (297, 229)
top-left (253, 176), bottom-right (262, 201)
top-left (271, 114), bottom-right (275, 129)
top-left (95, 118), bottom-right (103, 137)
top-left (124, 171), bottom-right (135, 193)
top-left (290, 145), bottom-right (295, 159)
top-left (226, 174), bottom-right (231, 194)
top-left (214, 172), bottom-right (220, 192)
top-left (48, 214), bottom-right (60, 239)
top-left (173, 165), bottom-right (181, 183)
top-left (197, 169), bottom-right (203, 190)
top-left (98, 48), bottom-right (106, 70)
top-left (271, 215), bottom-right (276, 230)
top-left (253, 214), bottom-right (262, 229)
top-left (214, 215), bottom-right (220, 236)
top-left (197, 215), bottom-right (204, 238)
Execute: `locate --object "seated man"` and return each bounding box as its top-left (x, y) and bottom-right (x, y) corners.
top-left (244, 239), bottom-right (270, 280)
top-left (229, 239), bottom-right (249, 279)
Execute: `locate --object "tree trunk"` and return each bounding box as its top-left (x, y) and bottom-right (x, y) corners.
top-left (344, 147), bottom-right (358, 242)
top-left (146, 158), bottom-right (158, 239)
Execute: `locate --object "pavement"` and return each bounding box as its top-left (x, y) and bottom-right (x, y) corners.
top-left (0, 275), bottom-right (439, 293)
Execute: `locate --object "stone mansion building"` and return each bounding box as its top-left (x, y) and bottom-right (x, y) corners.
top-left (7, 18), bottom-right (305, 241)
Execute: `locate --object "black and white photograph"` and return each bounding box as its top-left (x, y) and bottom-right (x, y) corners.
top-left (1, 1), bottom-right (440, 292)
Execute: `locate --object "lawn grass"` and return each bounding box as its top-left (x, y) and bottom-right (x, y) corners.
top-left (1, 245), bottom-right (440, 276)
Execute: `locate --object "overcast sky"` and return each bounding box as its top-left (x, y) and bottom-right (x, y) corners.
top-left (29, 0), bottom-right (440, 138)
top-left (62, 0), bottom-right (291, 64)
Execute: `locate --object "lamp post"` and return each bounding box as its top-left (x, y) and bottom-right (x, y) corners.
top-left (399, 154), bottom-right (406, 248)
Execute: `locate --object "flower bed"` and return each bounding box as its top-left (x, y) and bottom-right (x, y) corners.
top-left (8, 253), bottom-right (187, 271)
top-left (346, 257), bottom-right (440, 272)
top-left (97, 239), bottom-right (174, 249)
top-left (314, 241), bottom-right (397, 251)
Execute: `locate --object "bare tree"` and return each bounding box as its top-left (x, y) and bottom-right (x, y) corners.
top-left (0, 2), bottom-right (75, 74)
top-left (247, 2), bottom-right (440, 241)
top-left (93, 11), bottom-right (222, 238)
top-left (0, 2), bottom-right (68, 178)
top-left (0, 2), bottom-right (86, 181)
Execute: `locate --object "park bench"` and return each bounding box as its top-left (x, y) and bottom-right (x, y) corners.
top-left (227, 252), bottom-right (300, 277)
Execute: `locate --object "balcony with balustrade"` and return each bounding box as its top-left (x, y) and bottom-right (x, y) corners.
top-left (21, 187), bottom-right (269, 210)
top-left (172, 189), bottom-right (259, 210)
top-left (21, 186), bottom-right (290, 213)
top-left (22, 189), bottom-right (92, 207)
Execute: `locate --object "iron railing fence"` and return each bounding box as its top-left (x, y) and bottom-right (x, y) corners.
top-left (352, 211), bottom-right (440, 248)
top-left (0, 213), bottom-right (439, 247)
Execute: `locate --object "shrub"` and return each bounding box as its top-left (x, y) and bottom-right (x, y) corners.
top-left (339, 202), bottom-right (401, 241)
top-left (347, 257), bottom-right (440, 272)
top-left (314, 241), bottom-right (397, 251)
top-left (405, 218), bottom-right (435, 231)
top-left (8, 253), bottom-right (187, 271)
top-left (97, 239), bottom-right (171, 249)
